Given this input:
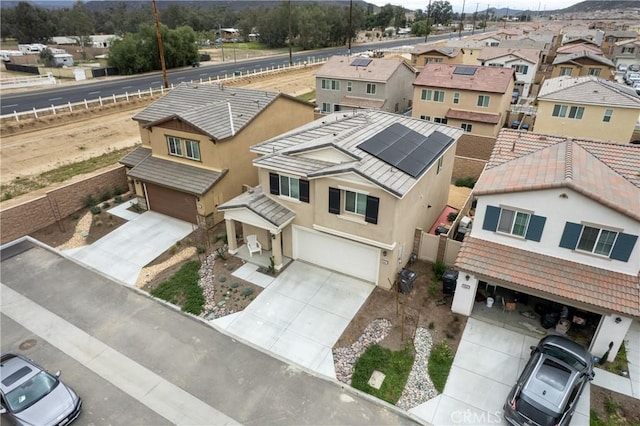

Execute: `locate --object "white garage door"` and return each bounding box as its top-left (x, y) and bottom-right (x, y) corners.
top-left (293, 227), bottom-right (379, 283)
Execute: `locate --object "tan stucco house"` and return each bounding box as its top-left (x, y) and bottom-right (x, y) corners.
top-left (551, 51), bottom-right (615, 79)
top-left (412, 63), bottom-right (515, 137)
top-left (314, 55), bottom-right (416, 114)
top-left (533, 76), bottom-right (640, 143)
top-left (218, 110), bottom-right (463, 287)
top-left (410, 45), bottom-right (462, 69)
top-left (119, 83), bottom-right (315, 228)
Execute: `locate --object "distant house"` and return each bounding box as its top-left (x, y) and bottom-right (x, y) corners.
top-left (551, 51), bottom-right (615, 79)
top-left (602, 30), bottom-right (638, 56)
top-left (410, 46), bottom-right (462, 68)
top-left (612, 39), bottom-right (640, 68)
top-left (534, 76), bottom-right (640, 143)
top-left (412, 63), bottom-right (515, 137)
top-left (314, 55), bottom-right (416, 114)
top-left (476, 47), bottom-right (541, 98)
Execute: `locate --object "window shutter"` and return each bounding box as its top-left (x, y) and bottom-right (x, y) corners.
top-left (559, 222), bottom-right (583, 249)
top-left (299, 179), bottom-right (310, 203)
top-left (269, 173), bottom-right (279, 195)
top-left (610, 233), bottom-right (638, 262)
top-left (525, 215), bottom-right (546, 242)
top-left (482, 205), bottom-right (501, 232)
top-left (365, 196), bottom-right (380, 224)
top-left (328, 187), bottom-right (340, 214)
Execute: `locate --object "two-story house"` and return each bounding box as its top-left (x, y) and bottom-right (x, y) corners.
top-left (218, 110), bottom-right (463, 287)
top-left (119, 83), bottom-right (315, 228)
top-left (602, 30), bottom-right (638, 57)
top-left (412, 63), bottom-right (515, 137)
top-left (410, 45), bottom-right (462, 69)
top-left (612, 39), bottom-right (640, 69)
top-left (551, 50), bottom-right (615, 79)
top-left (533, 76), bottom-right (640, 143)
top-left (476, 47), bottom-right (541, 98)
top-left (314, 55), bottom-right (416, 114)
top-left (451, 129), bottom-right (640, 362)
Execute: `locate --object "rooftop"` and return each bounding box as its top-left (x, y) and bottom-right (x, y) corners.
top-left (315, 55), bottom-right (414, 83)
top-left (414, 64), bottom-right (514, 94)
top-left (537, 76), bottom-right (640, 107)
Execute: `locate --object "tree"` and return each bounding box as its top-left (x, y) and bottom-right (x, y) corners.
top-left (431, 0), bottom-right (453, 26)
top-left (40, 48), bottom-right (55, 67)
top-left (8, 1), bottom-right (53, 43)
top-left (256, 4), bottom-right (289, 48)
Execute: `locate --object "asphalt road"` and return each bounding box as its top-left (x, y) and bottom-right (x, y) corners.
top-left (1, 32), bottom-right (476, 115)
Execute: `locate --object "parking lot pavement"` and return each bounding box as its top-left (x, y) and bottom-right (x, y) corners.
top-left (1, 239), bottom-right (420, 426)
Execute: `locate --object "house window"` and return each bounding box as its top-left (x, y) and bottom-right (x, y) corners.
top-left (184, 139), bottom-right (200, 160)
top-left (552, 104), bottom-right (568, 117)
top-left (279, 175), bottom-right (299, 199)
top-left (345, 190), bottom-right (367, 215)
top-left (461, 123), bottom-right (473, 132)
top-left (568, 106), bottom-right (584, 119)
top-left (321, 79), bottom-right (339, 90)
top-left (577, 226), bottom-right (618, 256)
top-left (453, 92), bottom-right (460, 104)
top-left (347, 81), bottom-right (352, 92)
top-left (331, 80), bottom-right (340, 90)
top-left (420, 115), bottom-right (431, 121)
top-left (622, 47), bottom-right (635, 54)
top-left (321, 79), bottom-right (329, 90)
top-left (603, 109), bottom-right (613, 122)
top-left (434, 117), bottom-right (448, 124)
top-left (497, 208), bottom-right (531, 237)
top-left (588, 68), bottom-right (601, 76)
top-left (426, 57), bottom-right (443, 64)
top-left (366, 83), bottom-right (377, 94)
top-left (395, 102), bottom-right (399, 112)
top-left (433, 90), bottom-right (445, 102)
top-left (421, 89), bottom-right (432, 101)
top-left (512, 64), bottom-right (529, 74)
top-left (477, 95), bottom-right (490, 107)
top-left (488, 63), bottom-right (504, 67)
top-left (322, 102), bottom-right (331, 113)
top-left (437, 157), bottom-right (443, 174)
top-left (560, 67), bottom-right (572, 76)
top-left (167, 136), bottom-right (182, 156)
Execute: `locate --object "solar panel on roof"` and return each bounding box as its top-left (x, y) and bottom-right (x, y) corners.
top-left (453, 66), bottom-right (477, 75)
top-left (358, 123), bottom-right (455, 179)
top-left (350, 57), bottom-right (372, 67)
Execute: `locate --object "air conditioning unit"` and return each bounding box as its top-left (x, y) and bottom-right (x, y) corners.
top-left (458, 216), bottom-right (472, 233)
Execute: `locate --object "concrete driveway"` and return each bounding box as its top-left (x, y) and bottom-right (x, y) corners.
top-left (67, 211), bottom-right (193, 285)
top-left (214, 261), bottom-right (374, 378)
top-left (410, 318), bottom-right (590, 425)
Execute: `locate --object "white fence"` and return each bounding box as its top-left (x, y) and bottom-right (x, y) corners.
top-left (1, 58), bottom-right (326, 122)
top-left (0, 72), bottom-right (56, 90)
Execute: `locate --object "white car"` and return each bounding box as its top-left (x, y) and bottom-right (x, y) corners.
top-left (617, 63), bottom-right (628, 72)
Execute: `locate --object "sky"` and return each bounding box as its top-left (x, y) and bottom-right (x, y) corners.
top-left (366, 0), bottom-right (580, 13)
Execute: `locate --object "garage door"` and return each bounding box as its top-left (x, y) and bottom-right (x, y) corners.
top-left (293, 227), bottom-right (379, 283)
top-left (145, 183), bottom-right (197, 224)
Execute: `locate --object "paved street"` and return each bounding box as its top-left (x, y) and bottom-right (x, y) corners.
top-left (0, 239), bottom-right (419, 426)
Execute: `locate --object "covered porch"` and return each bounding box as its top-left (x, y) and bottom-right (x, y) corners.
top-left (233, 243), bottom-right (293, 270)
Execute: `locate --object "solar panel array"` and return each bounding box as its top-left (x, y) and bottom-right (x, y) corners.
top-left (358, 123), bottom-right (454, 178)
top-left (453, 66), bottom-right (477, 75)
top-left (351, 57), bottom-right (372, 67)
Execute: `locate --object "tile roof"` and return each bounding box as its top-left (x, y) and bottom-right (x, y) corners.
top-left (605, 30), bottom-right (638, 39)
top-left (315, 55), bottom-right (414, 82)
top-left (217, 186), bottom-right (295, 228)
top-left (615, 39), bottom-right (640, 47)
top-left (340, 95), bottom-right (386, 109)
top-left (120, 146), bottom-right (151, 167)
top-left (552, 51), bottom-right (614, 66)
top-left (414, 64), bottom-right (514, 94)
top-left (455, 237), bottom-right (640, 317)
top-left (477, 47), bottom-right (541, 64)
top-left (251, 110), bottom-right (463, 198)
top-left (537, 76), bottom-right (640, 107)
top-left (476, 129), bottom-right (640, 221)
top-left (132, 83), bottom-right (297, 141)
top-left (445, 108), bottom-right (501, 124)
top-left (127, 156), bottom-right (226, 195)
top-left (411, 45), bottom-right (461, 57)
top-left (556, 43), bottom-right (603, 55)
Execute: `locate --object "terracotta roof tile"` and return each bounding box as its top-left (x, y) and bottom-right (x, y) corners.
top-left (477, 47), bottom-right (541, 64)
top-left (414, 64), bottom-right (515, 93)
top-left (556, 43), bottom-right (603, 55)
top-left (455, 237), bottom-right (640, 317)
top-left (315, 55), bottom-right (414, 82)
top-left (446, 108), bottom-right (501, 124)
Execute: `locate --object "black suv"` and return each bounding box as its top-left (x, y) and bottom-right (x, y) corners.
top-left (504, 335), bottom-right (594, 426)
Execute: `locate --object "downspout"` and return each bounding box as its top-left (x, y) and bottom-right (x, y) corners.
top-left (227, 102), bottom-right (235, 136)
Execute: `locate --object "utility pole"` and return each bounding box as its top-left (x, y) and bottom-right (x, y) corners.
top-left (484, 3), bottom-right (489, 32)
top-left (288, 0), bottom-right (293, 65)
top-left (458, 0), bottom-right (466, 38)
top-left (472, 3), bottom-right (479, 35)
top-left (425, 0), bottom-right (432, 42)
top-left (505, 6), bottom-right (509, 28)
top-left (152, 0), bottom-right (168, 89)
top-left (219, 24), bottom-right (225, 62)
top-left (348, 0), bottom-right (353, 55)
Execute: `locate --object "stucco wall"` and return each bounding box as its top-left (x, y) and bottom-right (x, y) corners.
top-left (1, 166), bottom-right (127, 244)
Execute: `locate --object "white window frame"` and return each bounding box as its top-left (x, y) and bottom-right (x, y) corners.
top-left (279, 175), bottom-right (300, 200)
top-left (588, 68), bottom-right (601, 76)
top-left (322, 102), bottom-right (331, 113)
top-left (513, 64), bottom-right (529, 74)
top-left (603, 109), bottom-right (613, 122)
top-left (497, 208), bottom-right (531, 237)
top-left (560, 67), bottom-right (572, 76)
top-left (577, 225), bottom-right (618, 256)
top-left (434, 117), bottom-right (448, 124)
top-left (347, 81), bottom-right (352, 92)
top-left (344, 190), bottom-right (367, 216)
top-left (568, 106), bottom-right (584, 120)
top-left (552, 104), bottom-right (568, 117)
top-left (433, 90), bottom-right (445, 102)
top-left (437, 157), bottom-right (443, 174)
top-left (184, 139), bottom-right (201, 160)
top-left (331, 80), bottom-right (340, 90)
top-left (477, 95), bottom-right (490, 107)
top-left (421, 89), bottom-right (432, 101)
top-left (461, 123), bottom-right (473, 132)
top-left (167, 136), bottom-right (183, 157)
top-left (453, 92), bottom-right (460, 104)
top-left (366, 83), bottom-right (377, 94)
top-left (420, 115), bottom-right (431, 121)
top-left (321, 79), bottom-right (329, 90)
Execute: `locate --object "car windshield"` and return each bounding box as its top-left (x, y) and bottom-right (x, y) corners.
top-left (4, 371), bottom-right (58, 413)
top-left (541, 344), bottom-right (586, 370)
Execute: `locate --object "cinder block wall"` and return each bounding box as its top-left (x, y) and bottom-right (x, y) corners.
top-left (1, 166), bottom-right (127, 244)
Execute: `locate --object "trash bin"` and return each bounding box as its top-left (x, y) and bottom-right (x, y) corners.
top-left (442, 270), bottom-right (458, 295)
top-left (398, 268), bottom-right (417, 294)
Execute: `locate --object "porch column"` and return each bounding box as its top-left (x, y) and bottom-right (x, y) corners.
top-left (591, 314), bottom-right (632, 362)
top-left (451, 272), bottom-right (479, 316)
top-left (226, 219), bottom-right (238, 254)
top-left (271, 232), bottom-right (283, 271)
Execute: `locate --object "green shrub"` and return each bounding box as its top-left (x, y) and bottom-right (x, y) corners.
top-left (226, 264), bottom-right (235, 271)
top-left (99, 188), bottom-right (112, 202)
top-left (102, 202), bottom-right (110, 209)
top-left (197, 245), bottom-right (206, 254)
top-left (218, 275), bottom-right (227, 283)
top-left (428, 341), bottom-right (454, 393)
top-left (428, 321), bottom-right (435, 330)
top-left (150, 261), bottom-right (204, 315)
top-left (90, 205), bottom-right (101, 215)
top-left (113, 186), bottom-right (123, 196)
top-left (241, 287), bottom-right (254, 296)
top-left (230, 281), bottom-right (240, 289)
top-left (2, 191), bottom-right (14, 201)
top-left (432, 261), bottom-right (447, 281)
top-left (114, 195), bottom-right (123, 204)
top-left (455, 177), bottom-right (476, 188)
top-left (216, 246), bottom-right (227, 260)
top-left (427, 282), bottom-right (440, 298)
top-left (82, 194), bottom-right (96, 208)
top-left (71, 213), bottom-right (80, 220)
top-left (447, 212), bottom-right (458, 223)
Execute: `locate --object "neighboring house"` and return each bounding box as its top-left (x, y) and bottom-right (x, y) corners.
top-left (218, 110), bottom-right (463, 287)
top-left (561, 28), bottom-right (604, 47)
top-left (555, 42), bottom-right (604, 56)
top-left (410, 45), bottom-right (462, 68)
top-left (602, 30), bottom-right (638, 56)
top-left (445, 39), bottom-right (489, 65)
top-left (612, 39), bottom-right (640, 68)
top-left (476, 47), bottom-right (541, 98)
top-left (119, 83), bottom-right (315, 227)
top-left (534, 76), bottom-right (640, 143)
top-left (500, 37), bottom-right (553, 64)
top-left (452, 129), bottom-right (640, 363)
top-left (314, 55), bottom-right (416, 114)
top-left (551, 51), bottom-right (615, 79)
top-left (412, 63), bottom-right (515, 137)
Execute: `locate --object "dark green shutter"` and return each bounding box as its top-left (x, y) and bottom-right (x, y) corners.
top-left (269, 173), bottom-right (279, 195)
top-left (559, 222), bottom-right (583, 249)
top-left (610, 233), bottom-right (638, 262)
top-left (328, 187), bottom-right (340, 214)
top-left (482, 205), bottom-right (501, 231)
top-left (365, 196), bottom-right (380, 224)
top-left (525, 215), bottom-right (546, 242)
top-left (299, 179), bottom-right (310, 203)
